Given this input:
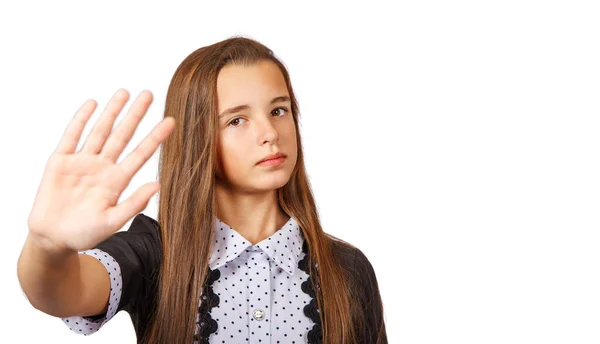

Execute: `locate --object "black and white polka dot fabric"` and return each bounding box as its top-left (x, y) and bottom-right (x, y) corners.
top-left (61, 216), bottom-right (317, 343)
top-left (61, 249), bottom-right (122, 333)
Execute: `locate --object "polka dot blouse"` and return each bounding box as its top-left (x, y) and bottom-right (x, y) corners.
top-left (61, 214), bottom-right (321, 343)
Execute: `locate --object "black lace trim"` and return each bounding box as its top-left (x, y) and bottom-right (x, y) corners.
top-left (298, 237), bottom-right (323, 344)
top-left (193, 268), bottom-right (221, 343)
top-left (193, 237), bottom-right (322, 343)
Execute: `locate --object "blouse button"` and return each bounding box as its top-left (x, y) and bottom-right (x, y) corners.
top-left (252, 308), bottom-right (265, 321)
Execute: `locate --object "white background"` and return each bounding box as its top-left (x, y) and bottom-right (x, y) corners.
top-left (2, 0), bottom-right (599, 343)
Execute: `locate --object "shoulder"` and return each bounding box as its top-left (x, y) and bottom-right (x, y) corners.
top-left (325, 234), bottom-right (376, 282)
top-left (117, 213), bottom-right (163, 250)
top-left (326, 234), bottom-right (357, 264)
top-left (325, 234), bottom-right (383, 308)
top-left (94, 212), bottom-right (163, 277)
top-left (326, 234), bottom-right (373, 266)
top-left (326, 234), bottom-right (388, 342)
top-left (131, 213), bottom-right (160, 236)
top-left (130, 212), bottom-right (163, 260)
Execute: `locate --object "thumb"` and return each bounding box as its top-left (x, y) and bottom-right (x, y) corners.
top-left (106, 182), bottom-right (160, 232)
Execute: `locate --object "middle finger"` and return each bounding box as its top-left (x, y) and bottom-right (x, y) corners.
top-left (101, 90), bottom-right (154, 162)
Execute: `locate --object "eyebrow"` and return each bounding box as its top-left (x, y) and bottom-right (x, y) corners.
top-left (218, 96), bottom-right (291, 119)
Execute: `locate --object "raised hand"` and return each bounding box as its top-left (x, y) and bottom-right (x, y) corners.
top-left (27, 89), bottom-right (175, 254)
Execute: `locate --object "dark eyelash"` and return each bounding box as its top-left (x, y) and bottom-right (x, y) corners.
top-left (227, 107), bottom-right (289, 127)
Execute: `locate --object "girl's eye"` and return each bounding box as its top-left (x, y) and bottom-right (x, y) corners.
top-left (227, 107), bottom-right (289, 128)
top-left (272, 106), bottom-right (289, 117)
top-left (228, 117), bottom-right (245, 127)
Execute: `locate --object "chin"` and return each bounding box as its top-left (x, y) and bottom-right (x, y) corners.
top-left (255, 172), bottom-right (292, 190)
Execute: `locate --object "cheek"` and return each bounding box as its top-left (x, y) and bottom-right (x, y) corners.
top-left (219, 135), bottom-right (251, 176)
top-left (283, 121), bottom-right (298, 153)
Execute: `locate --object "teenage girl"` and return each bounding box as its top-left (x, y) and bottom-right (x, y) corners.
top-left (18, 36), bottom-right (387, 343)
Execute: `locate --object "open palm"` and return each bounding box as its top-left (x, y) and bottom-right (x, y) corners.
top-left (27, 89), bottom-right (175, 253)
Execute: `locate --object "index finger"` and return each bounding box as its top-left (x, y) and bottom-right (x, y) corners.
top-left (54, 99), bottom-right (97, 154)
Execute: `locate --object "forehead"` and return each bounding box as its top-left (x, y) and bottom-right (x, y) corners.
top-left (216, 60), bottom-right (288, 109)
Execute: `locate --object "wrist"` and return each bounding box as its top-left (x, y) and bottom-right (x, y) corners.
top-left (25, 232), bottom-right (77, 265)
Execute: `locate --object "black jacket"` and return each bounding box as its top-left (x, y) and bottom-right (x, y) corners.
top-left (92, 213), bottom-right (388, 343)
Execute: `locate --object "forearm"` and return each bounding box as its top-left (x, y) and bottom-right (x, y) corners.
top-left (17, 234), bottom-right (84, 317)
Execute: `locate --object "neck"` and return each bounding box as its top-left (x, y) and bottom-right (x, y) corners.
top-left (215, 182), bottom-right (289, 245)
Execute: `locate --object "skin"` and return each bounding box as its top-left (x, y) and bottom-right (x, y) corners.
top-left (214, 60), bottom-right (298, 245)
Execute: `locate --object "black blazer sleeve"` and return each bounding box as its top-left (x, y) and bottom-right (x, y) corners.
top-left (92, 213), bottom-right (162, 337)
top-left (352, 248), bottom-right (388, 343)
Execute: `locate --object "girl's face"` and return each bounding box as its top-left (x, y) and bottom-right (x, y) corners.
top-left (215, 60), bottom-right (298, 193)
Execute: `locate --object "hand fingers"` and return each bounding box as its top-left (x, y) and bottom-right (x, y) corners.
top-left (119, 116), bottom-right (176, 180)
top-left (54, 99), bottom-right (97, 154)
top-left (80, 89), bottom-right (130, 154)
top-left (100, 90), bottom-right (154, 162)
top-left (105, 182), bottom-right (160, 237)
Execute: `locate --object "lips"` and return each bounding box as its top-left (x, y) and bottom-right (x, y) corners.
top-left (258, 152), bottom-right (286, 164)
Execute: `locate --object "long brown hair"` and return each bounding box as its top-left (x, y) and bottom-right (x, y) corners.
top-left (142, 35), bottom-right (384, 343)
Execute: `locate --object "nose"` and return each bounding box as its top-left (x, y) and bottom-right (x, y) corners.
top-left (256, 115), bottom-right (279, 145)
